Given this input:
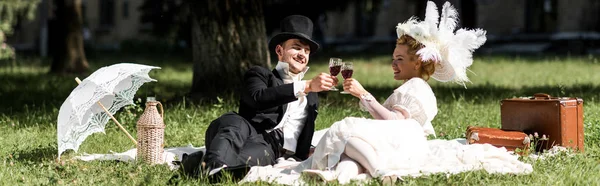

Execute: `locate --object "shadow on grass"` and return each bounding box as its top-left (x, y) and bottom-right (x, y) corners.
top-left (0, 73), bottom-right (75, 113)
top-left (0, 72), bottom-right (191, 113)
top-left (14, 146), bottom-right (57, 163)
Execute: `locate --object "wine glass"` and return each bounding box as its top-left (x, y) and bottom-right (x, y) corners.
top-left (340, 62), bottom-right (353, 94)
top-left (328, 58), bottom-right (342, 91)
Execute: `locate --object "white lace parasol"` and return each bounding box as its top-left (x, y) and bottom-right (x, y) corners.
top-left (57, 63), bottom-right (160, 158)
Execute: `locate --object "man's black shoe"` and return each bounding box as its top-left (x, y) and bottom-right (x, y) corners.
top-left (178, 151), bottom-right (205, 178)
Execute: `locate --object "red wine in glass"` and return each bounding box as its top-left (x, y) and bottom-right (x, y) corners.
top-left (330, 65), bottom-right (341, 76)
top-left (329, 58), bottom-right (342, 91)
top-left (341, 69), bottom-right (353, 79)
top-left (340, 62), bottom-right (353, 94)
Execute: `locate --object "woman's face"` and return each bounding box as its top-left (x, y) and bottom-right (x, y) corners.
top-left (392, 45), bottom-right (420, 81)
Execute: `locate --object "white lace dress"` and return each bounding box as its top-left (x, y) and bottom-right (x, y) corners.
top-left (296, 78), bottom-right (438, 177)
top-left (240, 78), bottom-right (532, 185)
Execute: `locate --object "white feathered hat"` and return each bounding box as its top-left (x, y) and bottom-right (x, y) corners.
top-left (396, 1), bottom-right (487, 86)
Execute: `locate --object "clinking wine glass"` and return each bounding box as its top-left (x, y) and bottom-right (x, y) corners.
top-left (340, 62), bottom-right (353, 94)
top-left (328, 58), bottom-right (342, 91)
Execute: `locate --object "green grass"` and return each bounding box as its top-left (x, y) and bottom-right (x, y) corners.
top-left (1, 53), bottom-right (600, 185)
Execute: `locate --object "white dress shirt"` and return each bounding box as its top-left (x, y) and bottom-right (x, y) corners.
top-left (270, 61), bottom-right (309, 154)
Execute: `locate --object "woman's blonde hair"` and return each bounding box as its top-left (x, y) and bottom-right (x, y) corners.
top-left (396, 35), bottom-right (436, 81)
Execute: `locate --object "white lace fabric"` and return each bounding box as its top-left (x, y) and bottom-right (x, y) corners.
top-left (57, 63), bottom-right (160, 158)
top-left (361, 78), bottom-right (438, 136)
top-left (240, 131), bottom-right (533, 186)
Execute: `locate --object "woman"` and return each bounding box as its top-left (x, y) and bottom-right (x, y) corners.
top-left (300, 35), bottom-right (439, 184)
top-left (298, 1), bottom-right (488, 183)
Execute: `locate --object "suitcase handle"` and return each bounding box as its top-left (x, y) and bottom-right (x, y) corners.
top-left (533, 93), bottom-right (551, 100)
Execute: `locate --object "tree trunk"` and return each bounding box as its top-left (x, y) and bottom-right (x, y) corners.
top-left (188, 0), bottom-right (270, 99)
top-left (50, 0), bottom-right (89, 74)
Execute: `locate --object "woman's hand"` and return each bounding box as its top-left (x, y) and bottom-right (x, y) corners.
top-left (343, 78), bottom-right (369, 98)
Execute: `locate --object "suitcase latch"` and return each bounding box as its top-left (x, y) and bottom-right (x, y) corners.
top-left (523, 136), bottom-right (531, 145)
top-left (469, 132), bottom-right (479, 143)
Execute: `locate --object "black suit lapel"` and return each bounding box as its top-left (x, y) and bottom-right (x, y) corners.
top-left (272, 69), bottom-right (288, 112)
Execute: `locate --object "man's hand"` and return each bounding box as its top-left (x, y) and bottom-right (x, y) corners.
top-left (343, 78), bottom-right (368, 98)
top-left (305, 73), bottom-right (337, 93)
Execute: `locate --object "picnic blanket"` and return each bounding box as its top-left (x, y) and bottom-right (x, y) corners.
top-left (75, 130), bottom-right (329, 170)
top-left (75, 144), bottom-right (204, 170)
top-left (75, 129), bottom-right (535, 185)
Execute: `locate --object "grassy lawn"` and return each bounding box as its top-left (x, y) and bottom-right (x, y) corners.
top-left (1, 53), bottom-right (600, 185)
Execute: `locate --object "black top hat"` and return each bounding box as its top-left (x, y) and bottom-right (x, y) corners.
top-left (268, 15), bottom-right (320, 55)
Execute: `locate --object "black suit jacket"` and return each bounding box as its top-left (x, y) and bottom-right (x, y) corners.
top-left (238, 66), bottom-right (318, 160)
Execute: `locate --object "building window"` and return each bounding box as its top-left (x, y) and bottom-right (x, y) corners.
top-left (123, 1), bottom-right (129, 19)
top-left (100, 0), bottom-right (115, 27)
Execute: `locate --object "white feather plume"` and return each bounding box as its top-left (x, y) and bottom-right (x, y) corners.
top-left (424, 1), bottom-right (439, 34)
top-left (417, 45), bottom-right (442, 64)
top-left (438, 2), bottom-right (459, 38)
top-left (395, 1), bottom-right (487, 86)
top-left (472, 29), bottom-right (487, 49)
top-left (396, 17), bottom-right (419, 37)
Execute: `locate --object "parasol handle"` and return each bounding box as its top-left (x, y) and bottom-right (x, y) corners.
top-left (75, 77), bottom-right (138, 145)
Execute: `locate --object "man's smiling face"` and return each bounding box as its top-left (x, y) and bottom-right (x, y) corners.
top-left (276, 39), bottom-right (311, 74)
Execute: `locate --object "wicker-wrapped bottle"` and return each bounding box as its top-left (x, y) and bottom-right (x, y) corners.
top-left (136, 97), bottom-right (165, 164)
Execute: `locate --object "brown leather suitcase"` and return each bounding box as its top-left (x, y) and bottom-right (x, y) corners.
top-left (500, 93), bottom-right (584, 152)
top-left (466, 126), bottom-right (531, 153)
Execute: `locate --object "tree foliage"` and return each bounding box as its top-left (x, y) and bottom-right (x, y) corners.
top-left (0, 0), bottom-right (40, 59)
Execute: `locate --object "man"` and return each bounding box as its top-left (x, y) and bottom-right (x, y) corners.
top-left (182, 15), bottom-right (336, 181)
